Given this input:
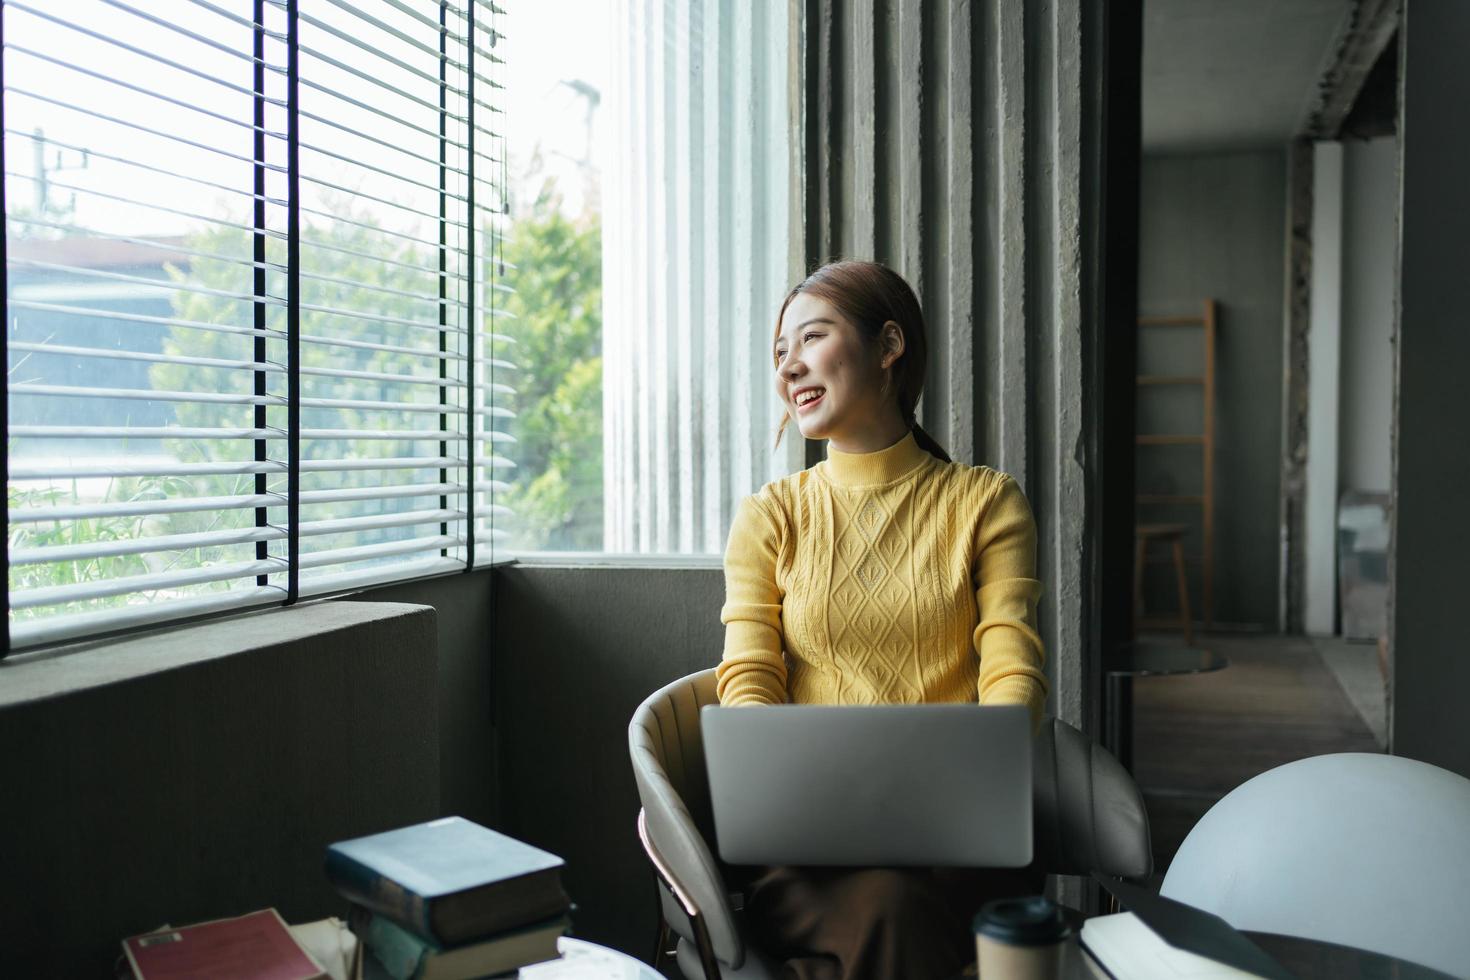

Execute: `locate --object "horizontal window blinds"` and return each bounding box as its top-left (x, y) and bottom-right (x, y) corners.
top-left (3, 0), bottom-right (511, 651)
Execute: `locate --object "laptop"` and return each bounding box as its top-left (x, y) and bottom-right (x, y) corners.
top-left (700, 703), bottom-right (1033, 867)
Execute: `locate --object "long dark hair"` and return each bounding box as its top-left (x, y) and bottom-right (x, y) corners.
top-left (774, 260), bottom-right (952, 463)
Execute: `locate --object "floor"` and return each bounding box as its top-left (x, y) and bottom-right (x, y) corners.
top-left (1313, 635), bottom-right (1388, 747)
top-left (1129, 632), bottom-right (1385, 882)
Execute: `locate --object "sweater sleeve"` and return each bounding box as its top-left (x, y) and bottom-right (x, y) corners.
top-left (715, 494), bottom-right (789, 706)
top-left (972, 474), bottom-right (1048, 726)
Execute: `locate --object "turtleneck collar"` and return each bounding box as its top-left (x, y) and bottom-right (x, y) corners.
top-left (821, 431), bottom-right (933, 487)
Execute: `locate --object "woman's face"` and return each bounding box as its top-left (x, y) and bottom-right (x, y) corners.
top-left (774, 293), bottom-right (899, 450)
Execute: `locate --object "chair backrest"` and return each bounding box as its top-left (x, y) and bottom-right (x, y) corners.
top-left (629, 670), bottom-right (744, 966)
top-left (627, 669), bottom-right (1154, 968)
top-left (1160, 753), bottom-right (1470, 978)
top-left (1033, 716), bottom-right (1153, 879)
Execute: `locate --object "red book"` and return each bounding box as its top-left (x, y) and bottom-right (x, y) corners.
top-left (123, 909), bottom-right (328, 980)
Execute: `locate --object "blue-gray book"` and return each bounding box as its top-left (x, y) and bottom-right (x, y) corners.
top-left (326, 817), bottom-right (569, 945)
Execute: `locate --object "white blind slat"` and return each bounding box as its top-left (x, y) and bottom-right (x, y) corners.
top-left (5, 0), bottom-right (510, 645)
top-left (12, 508), bottom-right (464, 566)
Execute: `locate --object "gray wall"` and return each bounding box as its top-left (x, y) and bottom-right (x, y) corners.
top-left (0, 604), bottom-right (439, 977)
top-left (1338, 136), bottom-right (1397, 495)
top-left (491, 564), bottom-right (726, 957)
top-left (1137, 150), bottom-right (1286, 627)
top-left (360, 570), bottom-right (499, 826)
top-left (1391, 2), bottom-right (1470, 778)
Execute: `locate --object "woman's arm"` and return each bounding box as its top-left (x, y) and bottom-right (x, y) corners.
top-left (715, 495), bottom-right (789, 706)
top-left (972, 474), bottom-right (1048, 725)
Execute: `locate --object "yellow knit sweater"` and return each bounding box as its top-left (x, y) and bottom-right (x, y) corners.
top-left (716, 432), bottom-right (1047, 722)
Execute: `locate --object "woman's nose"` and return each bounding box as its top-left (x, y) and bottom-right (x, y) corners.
top-left (782, 359), bottom-right (805, 381)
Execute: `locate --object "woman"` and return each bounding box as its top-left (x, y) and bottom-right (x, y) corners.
top-left (715, 260), bottom-right (1047, 980)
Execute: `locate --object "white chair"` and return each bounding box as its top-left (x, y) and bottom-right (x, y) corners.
top-left (1160, 752), bottom-right (1470, 978)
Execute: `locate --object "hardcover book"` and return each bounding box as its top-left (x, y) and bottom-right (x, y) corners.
top-left (123, 909), bottom-right (328, 980)
top-left (325, 817), bottom-right (569, 945)
top-left (364, 911), bottom-right (569, 980)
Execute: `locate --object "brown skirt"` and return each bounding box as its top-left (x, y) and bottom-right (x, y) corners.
top-left (745, 865), bottom-right (1044, 980)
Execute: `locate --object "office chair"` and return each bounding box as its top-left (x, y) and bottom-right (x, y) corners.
top-left (1160, 752), bottom-right (1470, 979)
top-left (628, 668), bottom-right (1153, 980)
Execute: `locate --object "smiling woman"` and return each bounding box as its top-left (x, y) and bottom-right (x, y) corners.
top-left (772, 261), bottom-right (950, 461)
top-left (717, 260), bottom-right (1048, 980)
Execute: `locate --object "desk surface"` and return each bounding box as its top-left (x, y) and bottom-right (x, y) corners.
top-left (515, 937), bottom-right (664, 979)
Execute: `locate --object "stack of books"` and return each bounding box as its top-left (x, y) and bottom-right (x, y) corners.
top-left (326, 817), bottom-right (572, 980)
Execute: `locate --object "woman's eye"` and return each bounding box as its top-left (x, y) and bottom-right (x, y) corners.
top-left (774, 349), bottom-right (787, 361)
top-left (803, 332), bottom-right (822, 343)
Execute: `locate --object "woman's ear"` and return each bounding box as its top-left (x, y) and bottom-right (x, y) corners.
top-left (879, 320), bottom-right (906, 369)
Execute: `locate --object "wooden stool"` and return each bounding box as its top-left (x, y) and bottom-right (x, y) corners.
top-left (1134, 523), bottom-right (1193, 645)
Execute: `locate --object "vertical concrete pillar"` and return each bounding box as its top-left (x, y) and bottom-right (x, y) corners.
top-left (1305, 142), bottom-right (1343, 636)
top-left (1390, 2), bottom-right (1470, 776)
top-left (799, 0), bottom-right (1105, 733)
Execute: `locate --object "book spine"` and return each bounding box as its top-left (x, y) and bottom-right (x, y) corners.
top-left (364, 915), bottom-right (435, 980)
top-left (323, 850), bottom-right (435, 942)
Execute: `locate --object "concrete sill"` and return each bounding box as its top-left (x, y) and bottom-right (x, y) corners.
top-left (0, 601), bottom-right (432, 709)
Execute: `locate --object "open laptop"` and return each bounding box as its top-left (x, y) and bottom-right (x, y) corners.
top-left (700, 703), bottom-right (1032, 867)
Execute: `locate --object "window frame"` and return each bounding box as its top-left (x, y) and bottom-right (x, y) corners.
top-left (1, 0), bottom-right (511, 656)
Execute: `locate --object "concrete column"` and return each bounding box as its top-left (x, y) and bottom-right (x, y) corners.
top-left (801, 0), bottom-right (1103, 734)
top-left (1390, 2), bottom-right (1470, 776)
top-left (1305, 142), bottom-right (1343, 636)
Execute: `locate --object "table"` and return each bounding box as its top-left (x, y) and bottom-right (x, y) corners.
top-left (1104, 642), bottom-right (1227, 771)
top-left (515, 937), bottom-right (664, 979)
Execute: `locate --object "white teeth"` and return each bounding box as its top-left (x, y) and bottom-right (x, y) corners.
top-left (796, 389), bottom-right (824, 406)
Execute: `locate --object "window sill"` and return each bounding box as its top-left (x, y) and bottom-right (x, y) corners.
top-left (0, 601), bottom-right (433, 709)
top-left (507, 551), bottom-right (723, 570)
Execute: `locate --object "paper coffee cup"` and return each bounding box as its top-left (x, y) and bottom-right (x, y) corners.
top-left (974, 896), bottom-right (1072, 980)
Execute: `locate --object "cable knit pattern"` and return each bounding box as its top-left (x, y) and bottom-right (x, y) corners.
top-left (716, 433), bottom-right (1048, 723)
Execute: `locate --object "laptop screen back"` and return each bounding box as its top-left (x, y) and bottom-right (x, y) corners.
top-left (700, 703), bottom-right (1033, 867)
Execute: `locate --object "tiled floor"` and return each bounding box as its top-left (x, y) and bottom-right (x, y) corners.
top-left (1129, 632), bottom-right (1382, 883)
top-left (1312, 635), bottom-right (1387, 747)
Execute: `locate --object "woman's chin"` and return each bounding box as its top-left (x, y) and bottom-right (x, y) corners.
top-left (794, 419), bottom-right (830, 442)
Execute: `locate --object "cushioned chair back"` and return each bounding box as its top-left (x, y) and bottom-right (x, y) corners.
top-left (628, 670), bottom-right (744, 966)
top-left (1160, 753), bottom-right (1470, 978)
top-left (1033, 717), bottom-right (1153, 879)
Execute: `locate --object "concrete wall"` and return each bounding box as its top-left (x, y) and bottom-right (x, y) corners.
top-left (1137, 150), bottom-right (1286, 627)
top-left (360, 570), bottom-right (499, 826)
top-left (0, 604), bottom-right (439, 977)
top-left (1391, 2), bottom-right (1470, 777)
top-left (1339, 136), bottom-right (1397, 495)
top-left (491, 563), bottom-right (726, 957)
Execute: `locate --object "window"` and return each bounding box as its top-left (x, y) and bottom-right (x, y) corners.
top-left (3, 0), bottom-right (508, 650)
top-left (3, 0), bottom-right (801, 652)
top-left (500, 0), bottom-right (802, 556)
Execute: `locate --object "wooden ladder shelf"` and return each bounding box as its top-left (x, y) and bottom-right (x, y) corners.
top-left (1136, 298), bottom-right (1216, 628)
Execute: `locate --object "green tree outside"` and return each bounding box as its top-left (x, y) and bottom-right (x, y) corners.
top-left (497, 187), bottom-right (603, 551)
top-left (9, 192), bottom-right (605, 619)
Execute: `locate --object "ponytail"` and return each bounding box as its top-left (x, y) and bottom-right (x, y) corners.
top-left (909, 420), bottom-right (952, 464)
top-left (775, 414), bottom-right (950, 464)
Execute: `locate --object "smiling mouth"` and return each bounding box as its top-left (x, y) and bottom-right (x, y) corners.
top-left (794, 388), bottom-right (826, 412)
